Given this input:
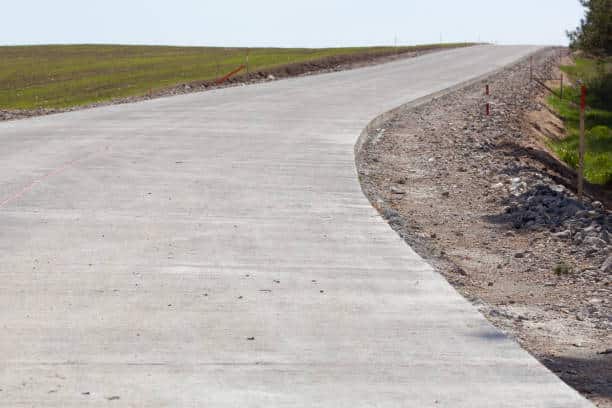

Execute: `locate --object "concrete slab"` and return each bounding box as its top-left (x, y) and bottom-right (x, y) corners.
top-left (0, 45), bottom-right (593, 407)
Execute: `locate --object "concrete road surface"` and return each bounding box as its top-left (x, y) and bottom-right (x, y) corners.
top-left (0, 46), bottom-right (593, 407)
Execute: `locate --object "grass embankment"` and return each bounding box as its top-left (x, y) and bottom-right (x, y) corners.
top-left (547, 57), bottom-right (612, 185)
top-left (0, 43), bottom-right (470, 110)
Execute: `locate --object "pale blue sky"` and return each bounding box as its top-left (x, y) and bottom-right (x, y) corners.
top-left (2, 0), bottom-right (584, 47)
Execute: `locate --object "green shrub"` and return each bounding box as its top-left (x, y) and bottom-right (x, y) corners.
top-left (553, 262), bottom-right (573, 276)
top-left (586, 71), bottom-right (612, 110)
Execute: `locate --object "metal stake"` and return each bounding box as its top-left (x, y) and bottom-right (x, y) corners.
top-left (245, 50), bottom-right (250, 77)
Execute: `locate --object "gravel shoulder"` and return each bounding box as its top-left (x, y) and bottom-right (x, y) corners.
top-left (357, 49), bottom-right (611, 407)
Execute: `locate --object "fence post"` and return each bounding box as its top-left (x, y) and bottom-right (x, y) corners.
top-left (485, 84), bottom-right (490, 116)
top-left (560, 75), bottom-right (564, 99)
top-left (577, 85), bottom-right (587, 201)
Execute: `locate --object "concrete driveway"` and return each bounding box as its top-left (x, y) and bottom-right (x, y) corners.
top-left (0, 45), bottom-right (593, 407)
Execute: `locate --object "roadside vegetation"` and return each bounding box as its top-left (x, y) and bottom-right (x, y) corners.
top-left (547, 0), bottom-right (611, 186)
top-left (547, 57), bottom-right (612, 185)
top-left (0, 43), bottom-right (468, 110)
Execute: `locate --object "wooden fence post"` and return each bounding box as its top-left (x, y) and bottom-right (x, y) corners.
top-left (578, 85), bottom-right (587, 201)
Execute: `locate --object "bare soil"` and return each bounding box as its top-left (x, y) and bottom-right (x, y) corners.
top-left (358, 49), bottom-right (611, 407)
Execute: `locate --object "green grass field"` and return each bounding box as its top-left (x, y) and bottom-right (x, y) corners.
top-left (548, 57), bottom-right (612, 186)
top-left (0, 44), bottom-right (469, 110)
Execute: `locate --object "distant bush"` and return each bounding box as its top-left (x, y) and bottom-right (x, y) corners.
top-left (567, 0), bottom-right (612, 57)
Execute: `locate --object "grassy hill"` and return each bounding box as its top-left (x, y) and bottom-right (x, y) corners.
top-left (0, 44), bottom-right (469, 110)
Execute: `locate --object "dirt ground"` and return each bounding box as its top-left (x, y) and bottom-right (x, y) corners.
top-left (358, 49), bottom-right (611, 407)
top-left (0, 46), bottom-right (451, 122)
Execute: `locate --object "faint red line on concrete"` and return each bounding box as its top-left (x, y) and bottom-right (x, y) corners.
top-left (0, 154), bottom-right (94, 209)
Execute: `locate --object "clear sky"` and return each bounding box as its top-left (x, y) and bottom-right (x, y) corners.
top-left (1, 0), bottom-right (584, 48)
